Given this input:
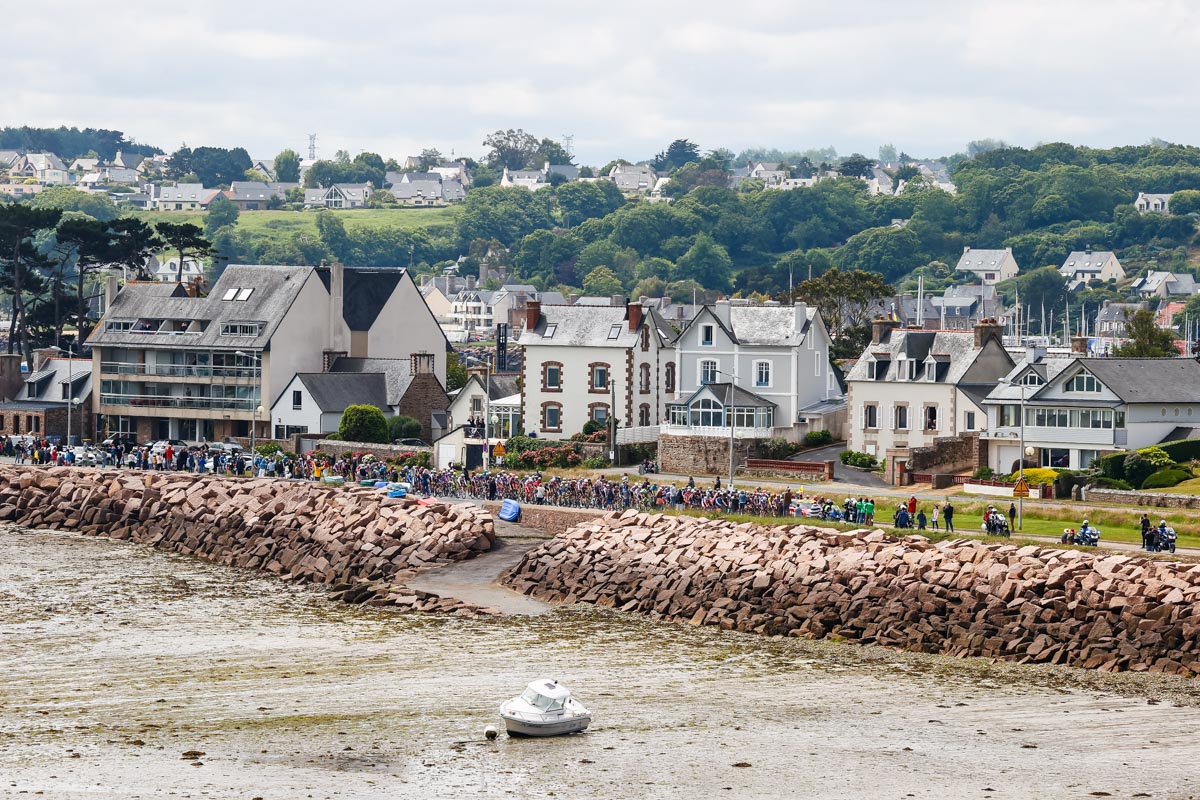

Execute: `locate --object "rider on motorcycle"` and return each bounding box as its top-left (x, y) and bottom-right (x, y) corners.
top-left (1153, 519), bottom-right (1170, 552)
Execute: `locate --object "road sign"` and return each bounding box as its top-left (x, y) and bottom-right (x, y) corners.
top-left (1012, 478), bottom-right (1030, 498)
top-left (493, 442), bottom-right (506, 457)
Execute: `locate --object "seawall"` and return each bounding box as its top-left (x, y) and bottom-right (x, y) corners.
top-left (504, 510), bottom-right (1200, 675)
top-left (0, 466), bottom-right (497, 614)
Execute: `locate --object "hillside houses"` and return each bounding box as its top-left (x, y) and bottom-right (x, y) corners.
top-left (955, 247), bottom-right (1019, 284)
top-left (1060, 250), bottom-right (1125, 290)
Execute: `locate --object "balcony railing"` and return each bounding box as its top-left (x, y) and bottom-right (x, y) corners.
top-left (662, 423), bottom-right (775, 439)
top-left (100, 362), bottom-right (261, 379)
top-left (984, 425), bottom-right (1122, 446)
top-left (100, 393), bottom-right (260, 411)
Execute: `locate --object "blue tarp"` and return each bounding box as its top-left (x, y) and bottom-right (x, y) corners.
top-left (499, 498), bottom-right (521, 522)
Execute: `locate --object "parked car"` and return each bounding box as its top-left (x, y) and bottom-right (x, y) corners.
top-left (101, 434), bottom-right (137, 449)
top-left (393, 438), bottom-right (430, 448)
top-left (70, 446), bottom-right (98, 466)
top-left (150, 439), bottom-right (189, 456)
top-left (205, 442), bottom-right (244, 457)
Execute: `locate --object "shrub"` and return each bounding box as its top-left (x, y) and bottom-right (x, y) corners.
top-left (759, 438), bottom-right (802, 460)
top-left (1158, 438), bottom-right (1200, 463)
top-left (581, 455), bottom-right (610, 469)
top-left (839, 450), bottom-right (878, 469)
top-left (582, 419), bottom-right (604, 436)
top-left (1141, 468), bottom-right (1191, 490)
top-left (1088, 476), bottom-right (1133, 491)
top-left (1007, 467), bottom-right (1059, 486)
top-left (338, 404), bottom-right (390, 444)
top-left (1096, 451), bottom-right (1125, 480)
top-left (390, 450), bottom-right (430, 468)
top-left (254, 442), bottom-right (295, 458)
top-left (1052, 469), bottom-right (1085, 500)
top-left (387, 415), bottom-right (422, 441)
top-left (623, 442), bottom-right (658, 464)
top-left (1137, 445), bottom-right (1175, 469)
top-left (1122, 452), bottom-right (1156, 490)
top-left (803, 430), bottom-right (833, 447)
top-left (972, 466), bottom-right (995, 480)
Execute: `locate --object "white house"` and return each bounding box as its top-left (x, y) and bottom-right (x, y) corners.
top-left (1135, 192), bottom-right (1172, 214)
top-left (519, 300), bottom-right (672, 439)
top-left (303, 183), bottom-right (371, 209)
top-left (607, 163), bottom-right (657, 194)
top-left (1130, 271), bottom-right (1197, 298)
top-left (153, 184), bottom-right (221, 211)
top-left (1060, 249), bottom-right (1125, 289)
top-left (500, 168), bottom-right (548, 190)
top-left (981, 355), bottom-right (1200, 472)
top-left (667, 300), bottom-right (843, 441)
top-left (845, 319), bottom-right (1015, 482)
top-left (432, 370), bottom-right (521, 469)
top-left (955, 247), bottom-right (1020, 284)
top-left (149, 256), bottom-right (205, 285)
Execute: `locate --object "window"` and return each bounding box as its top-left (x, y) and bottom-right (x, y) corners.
top-left (234, 287), bottom-right (253, 301)
top-left (755, 361), bottom-right (771, 387)
top-left (894, 405), bottom-right (908, 430)
top-left (866, 359), bottom-right (879, 380)
top-left (638, 404), bottom-right (651, 426)
top-left (864, 404), bottom-right (878, 429)
top-left (815, 352), bottom-right (822, 377)
top-left (1000, 405), bottom-right (1020, 426)
top-left (542, 403), bottom-right (562, 432)
top-left (542, 323), bottom-right (557, 338)
top-left (665, 362), bottom-right (676, 393)
top-left (608, 324), bottom-right (622, 340)
top-left (542, 363), bottom-right (562, 391)
top-left (589, 363), bottom-right (609, 392)
top-left (925, 406), bottom-right (938, 430)
top-left (1040, 448), bottom-right (1070, 468)
top-left (222, 288), bottom-right (239, 301)
top-left (292, 390), bottom-right (302, 410)
top-left (220, 323), bottom-right (262, 336)
top-left (640, 363), bottom-right (651, 393)
top-left (701, 324), bottom-right (714, 346)
top-left (700, 360), bottom-right (718, 385)
top-left (105, 320), bottom-right (133, 332)
top-left (1080, 449), bottom-right (1099, 469)
top-left (690, 397), bottom-right (725, 427)
top-left (1020, 372), bottom-right (1044, 386)
top-left (965, 411), bottom-right (976, 430)
top-left (1065, 372), bottom-right (1100, 392)
top-left (591, 404), bottom-right (609, 423)
top-left (641, 327), bottom-right (650, 351)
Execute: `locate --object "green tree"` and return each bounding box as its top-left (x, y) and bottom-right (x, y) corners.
top-left (0, 204), bottom-right (63, 361)
top-left (483, 128), bottom-right (540, 170)
top-left (1114, 309), bottom-right (1178, 357)
top-left (878, 143), bottom-right (897, 163)
top-left (583, 265), bottom-right (623, 296)
top-left (1169, 189), bottom-right (1200, 215)
top-left (204, 194), bottom-right (239, 237)
top-left (418, 148), bottom-right (443, 171)
top-left (576, 240), bottom-right (639, 286)
top-left (338, 404), bottom-right (390, 443)
top-left (632, 276), bottom-right (667, 298)
top-left (446, 351), bottom-right (468, 392)
top-left (532, 138), bottom-right (574, 167)
top-left (789, 267), bottom-right (892, 347)
top-left (29, 186), bottom-right (118, 222)
top-left (673, 233), bottom-right (732, 291)
top-left (154, 222), bottom-right (211, 284)
top-left (273, 149), bottom-right (301, 182)
top-left (315, 211), bottom-right (352, 261)
top-left (652, 139), bottom-right (701, 170)
top-left (838, 153), bottom-right (874, 178)
top-left (636, 256), bottom-right (674, 281)
top-left (387, 414), bottom-right (423, 441)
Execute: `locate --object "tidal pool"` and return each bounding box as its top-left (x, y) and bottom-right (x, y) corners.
top-left (1, 525), bottom-right (1198, 799)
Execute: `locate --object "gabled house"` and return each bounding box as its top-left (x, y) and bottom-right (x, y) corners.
top-left (1060, 249), bottom-right (1125, 289)
top-left (1094, 300), bottom-right (1147, 339)
top-left (153, 183), bottom-right (222, 211)
top-left (955, 247), bottom-right (1019, 284)
top-left (519, 300), bottom-right (672, 439)
top-left (930, 284), bottom-right (1005, 330)
top-left (11, 153), bottom-right (70, 184)
top-left (607, 163), bottom-right (657, 194)
top-left (1130, 270), bottom-right (1197, 298)
top-left (433, 370), bottom-right (521, 469)
top-left (845, 319), bottom-right (1015, 481)
top-left (149, 256), bottom-right (205, 285)
top-left (1135, 192), bottom-right (1172, 214)
top-left (248, 158), bottom-right (276, 181)
top-left (303, 183), bottom-right (371, 209)
top-left (0, 352), bottom-right (93, 443)
top-left (86, 263), bottom-right (448, 444)
top-left (388, 172), bottom-right (466, 205)
top-left (981, 355), bottom-right (1200, 472)
top-left (500, 168), bottom-right (548, 190)
top-left (668, 300), bottom-right (842, 442)
top-left (227, 181), bottom-right (299, 210)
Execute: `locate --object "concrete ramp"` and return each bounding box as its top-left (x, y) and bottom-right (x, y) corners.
top-left (408, 537), bottom-right (550, 615)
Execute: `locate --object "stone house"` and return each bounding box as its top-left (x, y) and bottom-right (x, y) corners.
top-left (1135, 192), bottom-right (1172, 214)
top-left (0, 351), bottom-right (93, 443)
top-left (1060, 250), bottom-right (1125, 290)
top-left (955, 247), bottom-right (1020, 284)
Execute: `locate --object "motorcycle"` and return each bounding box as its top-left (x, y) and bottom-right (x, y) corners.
top-left (1064, 526), bottom-right (1100, 547)
top-left (1162, 527), bottom-right (1178, 554)
top-left (983, 511), bottom-right (1011, 537)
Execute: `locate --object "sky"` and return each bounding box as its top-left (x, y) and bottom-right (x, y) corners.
top-left (14, 0), bottom-right (1200, 165)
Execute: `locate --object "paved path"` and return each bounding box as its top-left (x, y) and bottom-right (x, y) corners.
top-left (407, 532), bottom-right (551, 615)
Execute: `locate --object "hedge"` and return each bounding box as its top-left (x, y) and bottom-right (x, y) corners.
top-left (1158, 438), bottom-right (1200, 463)
top-left (1140, 468), bottom-right (1192, 490)
top-left (1088, 476), bottom-right (1133, 490)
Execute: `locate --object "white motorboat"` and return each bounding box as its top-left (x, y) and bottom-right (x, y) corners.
top-left (498, 679), bottom-right (592, 737)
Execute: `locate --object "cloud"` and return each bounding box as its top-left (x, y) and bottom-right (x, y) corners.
top-left (15, 0), bottom-right (1200, 163)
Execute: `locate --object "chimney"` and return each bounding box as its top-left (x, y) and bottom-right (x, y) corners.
top-left (33, 348), bottom-right (57, 371)
top-left (973, 317), bottom-right (1004, 349)
top-left (628, 301), bottom-right (643, 332)
top-left (1024, 345), bottom-right (1046, 364)
top-left (0, 354), bottom-right (23, 401)
top-left (793, 301), bottom-right (808, 334)
top-left (871, 317), bottom-right (901, 344)
top-left (610, 294), bottom-right (624, 307)
top-left (327, 262), bottom-right (346, 353)
top-left (104, 274), bottom-right (119, 313)
top-left (479, 261), bottom-right (487, 282)
top-left (1071, 335), bottom-right (1089, 355)
top-left (466, 274), bottom-right (476, 291)
top-left (525, 299), bottom-right (541, 331)
top-left (713, 298), bottom-right (732, 329)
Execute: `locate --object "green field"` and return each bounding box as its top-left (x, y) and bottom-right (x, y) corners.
top-left (129, 206), bottom-right (461, 236)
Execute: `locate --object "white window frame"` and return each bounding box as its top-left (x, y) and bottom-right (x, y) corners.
top-left (592, 365), bottom-right (608, 391)
top-left (292, 389), bottom-right (302, 410)
top-left (545, 365), bottom-right (561, 390)
top-left (754, 360), bottom-right (771, 388)
top-left (864, 403), bottom-right (878, 429)
top-left (700, 324), bottom-right (714, 346)
top-left (814, 352), bottom-right (821, 377)
top-left (700, 360), bottom-right (718, 385)
top-left (894, 404), bottom-right (908, 430)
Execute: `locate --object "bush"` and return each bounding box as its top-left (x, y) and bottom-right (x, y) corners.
top-left (254, 442), bottom-right (295, 458)
top-left (1096, 451), bottom-right (1126, 480)
top-left (972, 466), bottom-right (995, 480)
top-left (387, 415), bottom-right (422, 441)
top-left (803, 430), bottom-right (833, 447)
top-left (1122, 452), bottom-right (1156, 490)
top-left (1137, 445), bottom-right (1175, 469)
top-left (1140, 468), bottom-right (1191, 490)
top-left (759, 438), bottom-right (802, 460)
top-left (1158, 438), bottom-right (1200, 463)
top-left (1088, 476), bottom-right (1133, 491)
top-left (839, 449), bottom-right (878, 469)
top-left (1007, 467), bottom-right (1059, 486)
top-left (338, 404), bottom-right (390, 444)
top-left (581, 455), bottom-right (610, 469)
top-left (582, 419), bottom-right (604, 436)
top-left (1052, 469), bottom-right (1085, 500)
top-left (390, 450), bottom-right (430, 468)
top-left (622, 442), bottom-right (657, 464)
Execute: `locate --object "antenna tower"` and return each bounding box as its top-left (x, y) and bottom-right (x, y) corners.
top-left (562, 133), bottom-right (574, 158)
top-left (308, 133), bottom-right (318, 160)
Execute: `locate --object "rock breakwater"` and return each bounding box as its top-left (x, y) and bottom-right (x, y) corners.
top-left (504, 511), bottom-right (1200, 675)
top-left (0, 466), bottom-right (497, 614)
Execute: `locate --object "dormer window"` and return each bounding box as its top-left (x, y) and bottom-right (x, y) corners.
top-left (1020, 372), bottom-right (1044, 386)
top-left (608, 324), bottom-right (622, 340)
top-left (1065, 372), bottom-right (1100, 392)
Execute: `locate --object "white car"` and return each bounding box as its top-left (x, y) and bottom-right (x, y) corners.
top-left (150, 439), bottom-right (189, 456)
top-left (69, 446), bottom-right (98, 466)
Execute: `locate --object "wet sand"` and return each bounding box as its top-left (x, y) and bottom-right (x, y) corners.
top-left (1, 525), bottom-right (1199, 800)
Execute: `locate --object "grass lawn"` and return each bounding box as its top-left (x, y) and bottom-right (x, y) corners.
top-left (129, 206), bottom-right (461, 239)
top-left (1141, 477), bottom-right (1200, 495)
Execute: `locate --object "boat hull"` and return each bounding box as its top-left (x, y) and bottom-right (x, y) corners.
top-left (500, 714), bottom-right (591, 737)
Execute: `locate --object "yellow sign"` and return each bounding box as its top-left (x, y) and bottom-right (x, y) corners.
top-left (1012, 478), bottom-right (1030, 498)
top-left (493, 443), bottom-right (506, 456)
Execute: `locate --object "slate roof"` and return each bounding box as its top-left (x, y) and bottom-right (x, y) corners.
top-left (391, 179), bottom-right (444, 200)
top-left (726, 305), bottom-right (815, 346)
top-left (669, 382), bottom-right (777, 409)
top-left (297, 372), bottom-right (388, 413)
top-left (16, 358), bottom-right (93, 403)
top-left (330, 357), bottom-right (420, 405)
top-left (87, 264), bottom-right (313, 349)
top-left (955, 248), bottom-right (1014, 272)
top-left (1132, 270), bottom-right (1197, 296)
top-left (158, 184), bottom-right (217, 202)
top-left (315, 268), bottom-right (407, 331)
top-left (1068, 358), bottom-right (1200, 404)
top-left (521, 304), bottom-right (640, 348)
top-left (1061, 251), bottom-right (1118, 274)
top-left (228, 181), bottom-right (298, 201)
top-left (1095, 302), bottom-right (1143, 325)
top-left (547, 164), bottom-right (579, 180)
top-left (846, 329), bottom-right (1000, 384)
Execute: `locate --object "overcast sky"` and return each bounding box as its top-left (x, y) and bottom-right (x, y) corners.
top-left (15, 0), bottom-right (1200, 164)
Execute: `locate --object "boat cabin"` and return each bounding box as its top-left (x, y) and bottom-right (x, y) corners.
top-left (520, 680), bottom-right (571, 712)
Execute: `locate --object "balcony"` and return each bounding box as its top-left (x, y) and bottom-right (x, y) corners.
top-left (99, 393), bottom-right (260, 411)
top-left (661, 424), bottom-right (775, 439)
top-left (984, 425), bottom-right (1124, 447)
top-left (100, 362), bottom-right (261, 379)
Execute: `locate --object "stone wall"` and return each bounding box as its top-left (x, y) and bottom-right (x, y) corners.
top-left (658, 433), bottom-right (756, 478)
top-left (504, 511), bottom-right (1200, 675)
top-left (395, 373), bottom-right (450, 444)
top-left (481, 501), bottom-right (596, 537)
top-left (907, 432), bottom-right (985, 474)
top-left (0, 466), bottom-right (496, 614)
top-left (298, 438), bottom-right (432, 460)
top-left (1084, 487), bottom-right (1200, 510)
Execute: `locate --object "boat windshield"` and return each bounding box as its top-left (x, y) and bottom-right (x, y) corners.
top-left (520, 688), bottom-right (564, 711)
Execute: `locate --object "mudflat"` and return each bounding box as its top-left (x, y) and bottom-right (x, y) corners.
top-left (2, 525), bottom-right (1198, 799)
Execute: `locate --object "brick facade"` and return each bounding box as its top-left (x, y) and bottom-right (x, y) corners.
top-left (658, 432), bottom-right (757, 478)
top-left (394, 373), bottom-right (449, 443)
top-left (0, 406), bottom-right (93, 442)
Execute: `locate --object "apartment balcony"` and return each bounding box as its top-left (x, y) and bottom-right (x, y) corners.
top-left (983, 425), bottom-right (1126, 447)
top-left (99, 393), bottom-right (260, 413)
top-left (99, 362), bottom-right (261, 381)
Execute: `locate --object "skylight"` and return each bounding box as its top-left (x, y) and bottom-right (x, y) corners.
top-left (543, 323), bottom-right (557, 338)
top-left (236, 287), bottom-right (254, 301)
top-left (608, 324), bottom-right (622, 339)
top-left (222, 288), bottom-right (238, 301)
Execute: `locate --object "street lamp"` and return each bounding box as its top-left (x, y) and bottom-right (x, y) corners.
top-left (251, 404), bottom-right (264, 451)
top-left (49, 345), bottom-right (76, 446)
top-left (1001, 377), bottom-right (1030, 531)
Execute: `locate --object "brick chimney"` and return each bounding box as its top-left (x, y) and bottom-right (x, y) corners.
top-left (525, 299), bottom-right (541, 331)
top-left (973, 317), bottom-right (1004, 349)
top-left (871, 317), bottom-right (901, 344)
top-left (1071, 335), bottom-right (1089, 355)
top-left (33, 348), bottom-right (57, 371)
top-left (628, 301), bottom-right (643, 332)
top-left (0, 354), bottom-right (23, 401)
